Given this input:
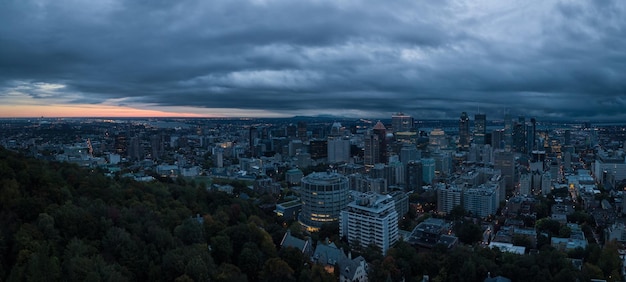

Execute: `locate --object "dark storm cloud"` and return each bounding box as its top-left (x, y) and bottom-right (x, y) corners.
top-left (1, 0), bottom-right (625, 119)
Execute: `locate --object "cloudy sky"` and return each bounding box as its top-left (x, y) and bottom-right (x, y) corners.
top-left (1, 0), bottom-right (625, 120)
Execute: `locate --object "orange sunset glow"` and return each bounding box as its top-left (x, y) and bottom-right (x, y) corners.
top-left (0, 104), bottom-right (210, 118)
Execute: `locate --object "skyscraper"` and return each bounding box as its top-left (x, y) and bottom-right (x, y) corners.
top-left (373, 121), bottom-right (388, 164)
top-left (392, 113), bottom-right (413, 133)
top-left (422, 158), bottom-right (436, 184)
top-left (494, 150), bottom-right (515, 192)
top-left (406, 160), bottom-right (423, 192)
top-left (400, 144), bottom-right (420, 166)
top-left (504, 112), bottom-right (512, 151)
top-left (458, 112), bottom-right (470, 151)
top-left (340, 192), bottom-right (399, 255)
top-left (474, 113), bottom-right (486, 146)
top-left (364, 133), bottom-right (381, 165)
top-left (328, 137), bottom-right (350, 163)
top-left (299, 172), bottom-right (350, 231)
top-left (297, 121), bottom-right (307, 141)
top-left (249, 126), bottom-right (258, 158)
top-left (513, 116), bottom-right (526, 154)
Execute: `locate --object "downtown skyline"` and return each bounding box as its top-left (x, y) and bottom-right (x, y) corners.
top-left (1, 0), bottom-right (625, 120)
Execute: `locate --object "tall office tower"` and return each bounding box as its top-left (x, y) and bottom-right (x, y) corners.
top-left (406, 160), bottom-right (423, 192)
top-left (432, 151), bottom-right (453, 177)
top-left (474, 113), bottom-right (487, 146)
top-left (429, 128), bottom-right (448, 148)
top-left (400, 144), bottom-right (420, 166)
top-left (288, 139), bottom-right (303, 157)
top-left (286, 124), bottom-right (297, 139)
top-left (309, 139), bottom-right (328, 160)
top-left (115, 134), bottom-right (127, 156)
top-left (549, 160), bottom-right (560, 182)
top-left (529, 118), bottom-right (537, 151)
top-left (150, 134), bottom-right (164, 160)
top-left (299, 172), bottom-right (350, 231)
top-left (519, 173), bottom-right (531, 195)
top-left (328, 137), bottom-right (350, 163)
top-left (386, 161), bottom-right (405, 186)
top-left (392, 113), bottom-right (413, 133)
top-left (329, 122), bottom-right (343, 137)
top-left (513, 117), bottom-right (526, 154)
top-left (373, 121), bottom-right (388, 163)
top-left (127, 136), bottom-right (142, 161)
top-left (214, 148), bottom-right (224, 168)
top-left (249, 126), bottom-right (258, 158)
top-left (297, 121), bottom-right (307, 141)
top-left (504, 112), bottom-right (512, 151)
top-left (422, 158), bottom-right (436, 184)
top-left (564, 130), bottom-right (571, 146)
top-left (458, 112), bottom-right (470, 151)
top-left (494, 150), bottom-right (515, 191)
top-left (491, 129), bottom-right (505, 150)
top-left (364, 133), bottom-right (381, 165)
top-left (436, 183), bottom-right (462, 214)
top-left (463, 184), bottom-right (499, 218)
top-left (563, 151), bottom-right (572, 172)
top-left (541, 172), bottom-right (552, 195)
top-left (340, 192), bottom-right (399, 255)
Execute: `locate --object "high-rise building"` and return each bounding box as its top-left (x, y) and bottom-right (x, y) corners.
top-left (436, 183), bottom-right (462, 214)
top-left (541, 172), bottom-right (552, 195)
top-left (491, 129), bottom-right (505, 150)
top-left (422, 158), bottom-right (436, 184)
top-left (150, 134), bottom-right (164, 160)
top-left (504, 112), bottom-right (512, 151)
top-left (406, 160), bottom-right (423, 192)
top-left (458, 112), bottom-right (470, 151)
top-left (519, 173), bottom-right (531, 195)
top-left (309, 139), bottom-right (328, 160)
top-left (249, 126), bottom-right (258, 158)
top-left (127, 136), bottom-right (142, 161)
top-left (474, 114), bottom-right (486, 146)
top-left (513, 117), bottom-right (526, 154)
top-left (364, 133), bottom-right (381, 165)
top-left (297, 121), bottom-right (307, 141)
top-left (494, 150), bottom-right (515, 191)
top-left (528, 118), bottom-right (537, 152)
top-left (328, 136), bottom-right (350, 163)
top-left (392, 113), bottom-right (413, 133)
top-left (340, 192), bottom-right (399, 255)
top-left (299, 172), bottom-right (350, 231)
top-left (463, 184), bottom-right (499, 218)
top-left (373, 121), bottom-right (388, 164)
top-left (429, 128), bottom-right (448, 148)
top-left (399, 144), bottom-right (420, 166)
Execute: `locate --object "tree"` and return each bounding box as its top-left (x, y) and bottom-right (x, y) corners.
top-left (535, 218), bottom-right (561, 236)
top-left (279, 246), bottom-right (307, 277)
top-left (259, 258), bottom-right (295, 282)
top-left (559, 225), bottom-right (572, 238)
top-left (448, 205), bottom-right (467, 220)
top-left (455, 221), bottom-right (482, 245)
top-left (238, 243), bottom-right (261, 280)
top-left (598, 240), bottom-right (622, 281)
top-left (512, 234), bottom-right (533, 251)
top-left (210, 235), bottom-right (233, 264)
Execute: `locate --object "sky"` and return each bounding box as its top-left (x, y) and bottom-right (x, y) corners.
top-left (1, 0), bottom-right (625, 120)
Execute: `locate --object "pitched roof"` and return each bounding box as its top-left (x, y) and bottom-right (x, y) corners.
top-left (312, 241), bottom-right (342, 266)
top-left (280, 230), bottom-right (310, 253)
top-left (373, 121), bottom-right (386, 130)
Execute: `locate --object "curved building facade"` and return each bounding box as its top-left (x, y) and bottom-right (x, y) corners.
top-left (299, 172), bottom-right (350, 231)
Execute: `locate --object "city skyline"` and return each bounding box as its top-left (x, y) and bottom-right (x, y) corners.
top-left (1, 1), bottom-right (625, 120)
